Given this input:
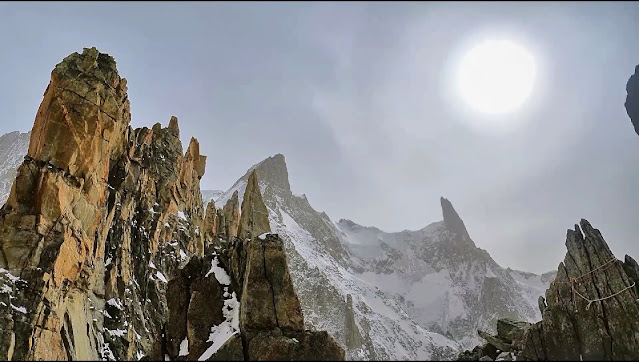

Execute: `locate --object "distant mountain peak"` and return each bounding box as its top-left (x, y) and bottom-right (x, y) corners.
top-left (214, 153), bottom-right (291, 209)
top-left (253, 153), bottom-right (290, 193)
top-left (338, 219), bottom-right (361, 230)
top-left (440, 197), bottom-right (470, 240)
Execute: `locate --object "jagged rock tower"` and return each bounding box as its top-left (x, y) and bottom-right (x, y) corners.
top-left (458, 220), bottom-right (639, 361)
top-left (0, 47), bottom-right (344, 361)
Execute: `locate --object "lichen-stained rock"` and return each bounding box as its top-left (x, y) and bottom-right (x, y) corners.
top-left (622, 254), bottom-right (639, 296)
top-left (495, 318), bottom-right (529, 346)
top-left (101, 116), bottom-right (209, 360)
top-left (237, 170), bottom-right (271, 240)
top-left (459, 219), bottom-right (639, 361)
top-left (27, 47), bottom-right (131, 183)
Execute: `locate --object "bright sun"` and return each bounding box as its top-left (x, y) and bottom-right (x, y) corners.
top-left (457, 39), bottom-right (536, 115)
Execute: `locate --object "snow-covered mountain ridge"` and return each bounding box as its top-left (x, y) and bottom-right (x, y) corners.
top-left (208, 153), bottom-right (555, 360)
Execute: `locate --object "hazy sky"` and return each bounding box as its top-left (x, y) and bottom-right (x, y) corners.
top-left (2, 1), bottom-right (639, 273)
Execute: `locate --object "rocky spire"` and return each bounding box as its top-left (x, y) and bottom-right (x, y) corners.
top-left (26, 47), bottom-right (131, 183)
top-left (222, 190), bottom-right (240, 239)
top-left (180, 137), bottom-right (207, 184)
top-left (0, 47), bottom-right (343, 362)
top-left (625, 64), bottom-right (639, 136)
top-left (459, 219), bottom-right (639, 361)
top-left (254, 153), bottom-right (291, 194)
top-left (216, 233), bottom-right (344, 360)
top-left (168, 115), bottom-right (180, 138)
top-left (237, 170), bottom-right (271, 240)
top-left (440, 197), bottom-right (470, 240)
top-left (203, 199), bottom-right (217, 239)
top-left (215, 207), bottom-right (226, 238)
top-left (0, 47), bottom-right (138, 360)
top-left (1, 46), bottom-right (131, 273)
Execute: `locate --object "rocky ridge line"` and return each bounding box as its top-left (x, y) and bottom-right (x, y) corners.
top-left (0, 47), bottom-right (343, 361)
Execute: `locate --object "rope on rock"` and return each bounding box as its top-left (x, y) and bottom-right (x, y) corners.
top-left (551, 258), bottom-right (618, 288)
top-left (573, 258), bottom-right (618, 282)
top-left (572, 281), bottom-right (636, 311)
top-left (549, 258), bottom-right (637, 311)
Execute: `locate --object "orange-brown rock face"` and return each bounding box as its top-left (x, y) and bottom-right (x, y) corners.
top-left (1, 47), bottom-right (130, 274)
top-left (27, 47), bottom-right (131, 182)
top-left (0, 47), bottom-right (343, 362)
top-left (0, 47), bottom-right (208, 361)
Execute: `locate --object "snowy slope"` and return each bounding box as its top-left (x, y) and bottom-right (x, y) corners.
top-left (201, 189), bottom-right (224, 207)
top-left (507, 268), bottom-right (557, 313)
top-left (0, 131), bottom-right (30, 205)
top-left (272, 208), bottom-right (459, 360)
top-left (213, 153), bottom-right (554, 360)
top-left (335, 218), bottom-right (543, 348)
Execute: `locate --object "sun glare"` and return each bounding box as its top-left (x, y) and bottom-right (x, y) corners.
top-left (457, 39), bottom-right (536, 115)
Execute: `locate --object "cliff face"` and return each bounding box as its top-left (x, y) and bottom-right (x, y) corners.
top-left (0, 47), bottom-right (343, 361)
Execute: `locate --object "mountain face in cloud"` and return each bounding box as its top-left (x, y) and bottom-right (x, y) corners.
top-left (210, 153), bottom-right (554, 359)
